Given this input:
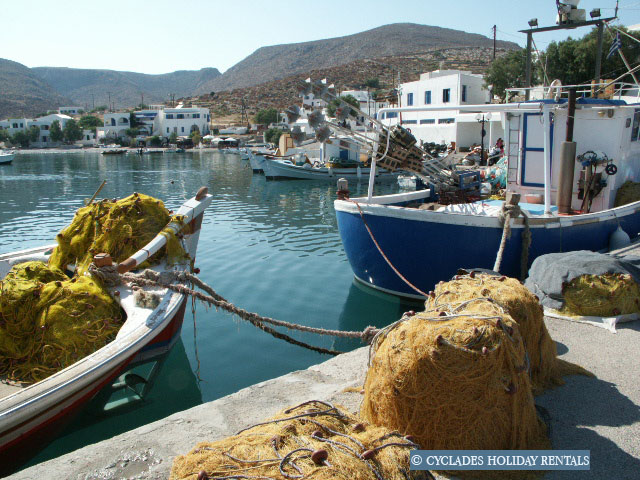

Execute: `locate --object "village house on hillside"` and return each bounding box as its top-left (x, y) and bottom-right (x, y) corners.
top-left (380, 69), bottom-right (503, 149)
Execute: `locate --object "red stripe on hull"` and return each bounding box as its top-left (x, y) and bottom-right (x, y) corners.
top-left (0, 299), bottom-right (188, 475)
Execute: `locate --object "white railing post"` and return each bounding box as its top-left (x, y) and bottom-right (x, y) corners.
top-left (543, 105), bottom-right (552, 215)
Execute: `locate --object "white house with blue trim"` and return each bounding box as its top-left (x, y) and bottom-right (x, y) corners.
top-left (379, 70), bottom-right (503, 149)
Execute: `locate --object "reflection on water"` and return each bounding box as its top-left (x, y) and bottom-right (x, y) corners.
top-left (0, 152), bottom-right (410, 466)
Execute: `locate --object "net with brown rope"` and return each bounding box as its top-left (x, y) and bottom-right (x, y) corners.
top-left (424, 273), bottom-right (590, 394)
top-left (170, 401), bottom-right (429, 480)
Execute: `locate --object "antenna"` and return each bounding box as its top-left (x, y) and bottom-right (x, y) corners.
top-left (615, 0), bottom-right (619, 18)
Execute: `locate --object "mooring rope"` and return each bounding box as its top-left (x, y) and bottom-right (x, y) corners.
top-left (89, 264), bottom-right (379, 356)
top-left (347, 199), bottom-right (430, 298)
top-left (493, 203), bottom-right (531, 280)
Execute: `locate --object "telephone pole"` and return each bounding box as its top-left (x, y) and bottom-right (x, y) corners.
top-left (492, 25), bottom-right (497, 59)
top-left (107, 92), bottom-right (112, 112)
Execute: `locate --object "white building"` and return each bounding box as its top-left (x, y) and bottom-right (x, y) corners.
top-left (29, 114), bottom-right (72, 146)
top-left (0, 114), bottom-right (73, 147)
top-left (98, 113), bottom-right (131, 140)
top-left (58, 106), bottom-right (83, 116)
top-left (302, 93), bottom-right (328, 110)
top-left (154, 105), bottom-right (211, 137)
top-left (380, 70), bottom-right (503, 149)
top-left (339, 90), bottom-right (389, 118)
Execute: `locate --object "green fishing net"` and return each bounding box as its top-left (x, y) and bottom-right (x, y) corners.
top-left (0, 261), bottom-right (123, 383)
top-left (49, 192), bottom-right (187, 275)
top-left (1, 193), bottom-right (189, 384)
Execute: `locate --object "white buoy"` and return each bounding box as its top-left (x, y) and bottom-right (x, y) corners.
top-left (609, 226), bottom-right (631, 251)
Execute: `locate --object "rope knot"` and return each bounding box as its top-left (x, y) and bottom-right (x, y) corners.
top-left (362, 326), bottom-right (380, 345)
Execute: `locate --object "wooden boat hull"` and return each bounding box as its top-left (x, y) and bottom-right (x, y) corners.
top-left (335, 190), bottom-right (640, 298)
top-left (0, 190), bottom-right (212, 474)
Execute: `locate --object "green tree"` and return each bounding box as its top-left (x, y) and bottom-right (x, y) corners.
top-left (189, 126), bottom-right (201, 145)
top-left (129, 112), bottom-right (139, 128)
top-left (78, 115), bottom-right (102, 132)
top-left (50, 120), bottom-right (64, 142)
top-left (484, 49), bottom-right (536, 100)
top-left (264, 127), bottom-right (283, 145)
top-left (125, 127), bottom-right (140, 138)
top-left (11, 131), bottom-right (30, 148)
top-left (169, 131), bottom-right (178, 144)
top-left (542, 27), bottom-right (640, 87)
top-left (365, 78), bottom-right (380, 89)
top-left (0, 129), bottom-right (10, 143)
top-left (255, 108), bottom-right (279, 125)
top-left (63, 119), bottom-right (83, 143)
top-left (327, 94), bottom-right (360, 118)
top-left (149, 135), bottom-right (162, 147)
top-left (28, 125), bottom-right (40, 143)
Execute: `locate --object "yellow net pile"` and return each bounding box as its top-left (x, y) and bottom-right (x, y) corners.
top-left (561, 273), bottom-right (640, 317)
top-left (170, 401), bottom-right (426, 480)
top-left (1, 192), bottom-right (187, 384)
top-left (0, 261), bottom-right (123, 383)
top-left (361, 295), bottom-right (549, 456)
top-left (424, 273), bottom-right (589, 393)
top-left (614, 180), bottom-right (640, 207)
top-left (49, 192), bottom-right (187, 275)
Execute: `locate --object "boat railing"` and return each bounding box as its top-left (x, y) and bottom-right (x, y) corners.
top-left (505, 82), bottom-right (639, 101)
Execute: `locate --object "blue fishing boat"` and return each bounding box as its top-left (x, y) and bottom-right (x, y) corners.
top-left (335, 95), bottom-right (640, 298)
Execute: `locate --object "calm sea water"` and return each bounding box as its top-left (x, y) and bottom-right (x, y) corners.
top-left (0, 151), bottom-right (417, 469)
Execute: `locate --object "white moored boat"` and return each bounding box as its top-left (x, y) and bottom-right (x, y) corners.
top-left (0, 187), bottom-right (212, 474)
top-left (0, 152), bottom-right (14, 165)
top-left (262, 157), bottom-right (401, 182)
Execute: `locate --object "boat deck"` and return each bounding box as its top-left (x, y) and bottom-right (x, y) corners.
top-left (0, 380), bottom-right (23, 401)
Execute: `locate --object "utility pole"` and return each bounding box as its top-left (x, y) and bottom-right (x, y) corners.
top-left (141, 93), bottom-right (144, 109)
top-left (91, 93), bottom-right (95, 111)
top-left (492, 25), bottom-right (497, 59)
top-left (107, 92), bottom-right (112, 112)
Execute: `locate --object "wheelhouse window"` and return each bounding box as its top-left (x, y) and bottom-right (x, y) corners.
top-left (461, 85), bottom-right (467, 102)
top-left (443, 89), bottom-right (451, 103)
top-left (438, 118), bottom-right (455, 124)
top-left (420, 119), bottom-right (435, 124)
top-left (425, 91), bottom-right (431, 104)
top-left (402, 120), bottom-right (417, 125)
top-left (407, 93), bottom-right (413, 106)
top-left (632, 110), bottom-right (640, 141)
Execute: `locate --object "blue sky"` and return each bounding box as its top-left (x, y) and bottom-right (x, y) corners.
top-left (2, 0), bottom-right (639, 74)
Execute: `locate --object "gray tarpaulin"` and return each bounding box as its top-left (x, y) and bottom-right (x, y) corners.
top-left (525, 250), bottom-right (640, 310)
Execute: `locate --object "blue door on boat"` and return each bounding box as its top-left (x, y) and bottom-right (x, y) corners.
top-left (521, 112), bottom-right (554, 187)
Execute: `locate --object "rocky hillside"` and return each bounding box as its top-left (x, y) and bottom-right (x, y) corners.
top-left (0, 58), bottom-right (70, 119)
top-left (32, 67), bottom-right (221, 110)
top-left (200, 23), bottom-right (518, 92)
top-left (186, 47), bottom-right (506, 121)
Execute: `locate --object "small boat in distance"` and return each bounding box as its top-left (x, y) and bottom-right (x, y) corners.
top-left (101, 149), bottom-right (127, 155)
top-left (263, 157), bottom-right (401, 182)
top-left (0, 188), bottom-right (213, 474)
top-left (0, 152), bottom-right (15, 165)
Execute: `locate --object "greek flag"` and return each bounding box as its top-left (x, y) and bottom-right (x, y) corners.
top-left (607, 33), bottom-right (622, 60)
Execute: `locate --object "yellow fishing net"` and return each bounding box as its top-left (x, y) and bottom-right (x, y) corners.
top-left (361, 299), bottom-right (550, 465)
top-left (614, 180), bottom-right (640, 207)
top-left (1, 192), bottom-right (188, 384)
top-left (0, 261), bottom-right (124, 383)
top-left (561, 273), bottom-right (640, 317)
top-left (48, 192), bottom-right (187, 275)
top-left (170, 401), bottom-right (426, 480)
top-left (424, 273), bottom-right (590, 394)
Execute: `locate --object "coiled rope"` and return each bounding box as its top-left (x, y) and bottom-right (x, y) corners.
top-left (89, 264), bottom-right (379, 356)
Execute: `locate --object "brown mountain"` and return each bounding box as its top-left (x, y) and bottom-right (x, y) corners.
top-left (0, 58), bottom-right (70, 119)
top-left (187, 47), bottom-right (507, 121)
top-left (31, 67), bottom-right (221, 110)
top-left (201, 23), bottom-right (518, 93)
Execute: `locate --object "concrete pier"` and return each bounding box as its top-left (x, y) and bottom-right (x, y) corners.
top-left (9, 318), bottom-right (640, 479)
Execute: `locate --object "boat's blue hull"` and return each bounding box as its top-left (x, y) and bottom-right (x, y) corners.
top-left (335, 198), bottom-right (640, 298)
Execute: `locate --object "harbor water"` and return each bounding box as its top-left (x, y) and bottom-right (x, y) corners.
top-left (0, 151), bottom-right (416, 468)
